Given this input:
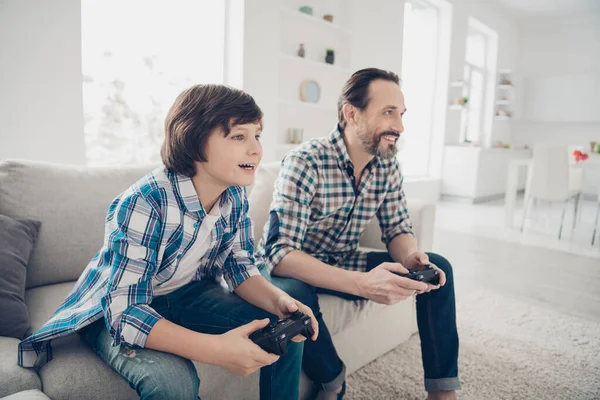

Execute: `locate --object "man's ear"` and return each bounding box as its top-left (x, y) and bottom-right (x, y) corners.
top-left (342, 103), bottom-right (357, 127)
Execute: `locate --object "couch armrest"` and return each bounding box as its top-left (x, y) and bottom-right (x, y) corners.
top-left (358, 201), bottom-right (436, 253)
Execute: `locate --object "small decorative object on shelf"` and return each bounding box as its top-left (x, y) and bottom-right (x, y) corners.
top-left (590, 141), bottom-right (597, 154)
top-left (325, 49), bottom-right (335, 65)
top-left (288, 128), bottom-right (304, 144)
top-left (299, 6), bottom-right (313, 16)
top-left (323, 14), bottom-right (334, 23)
top-left (297, 43), bottom-right (305, 58)
top-left (449, 96), bottom-right (468, 106)
top-left (573, 149), bottom-right (589, 163)
top-left (498, 69), bottom-right (513, 86)
top-left (495, 109), bottom-right (512, 118)
top-left (300, 80), bottom-right (321, 103)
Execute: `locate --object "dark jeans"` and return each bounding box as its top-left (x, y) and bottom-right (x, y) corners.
top-left (80, 279), bottom-right (304, 400)
top-left (270, 252), bottom-right (460, 393)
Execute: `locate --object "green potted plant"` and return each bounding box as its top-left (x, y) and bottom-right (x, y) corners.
top-left (325, 49), bottom-right (335, 65)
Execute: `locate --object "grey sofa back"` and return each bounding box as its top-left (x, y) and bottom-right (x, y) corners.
top-left (0, 160), bottom-right (158, 289)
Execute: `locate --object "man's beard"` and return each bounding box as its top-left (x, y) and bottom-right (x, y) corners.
top-left (357, 129), bottom-right (399, 159)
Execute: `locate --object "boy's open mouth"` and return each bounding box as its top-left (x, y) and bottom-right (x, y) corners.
top-left (239, 163), bottom-right (256, 171)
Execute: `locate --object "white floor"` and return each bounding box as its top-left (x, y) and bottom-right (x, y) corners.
top-left (435, 196), bottom-right (600, 260)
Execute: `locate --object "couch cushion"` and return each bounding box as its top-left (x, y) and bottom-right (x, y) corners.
top-left (25, 282), bottom-right (75, 332)
top-left (0, 160), bottom-right (159, 289)
top-left (247, 162), bottom-right (281, 241)
top-left (24, 283), bottom-right (137, 399)
top-left (0, 337), bottom-right (42, 398)
top-left (0, 215), bottom-right (41, 339)
top-left (0, 389), bottom-right (51, 400)
top-left (38, 334), bottom-right (137, 400)
top-left (318, 292), bottom-right (394, 336)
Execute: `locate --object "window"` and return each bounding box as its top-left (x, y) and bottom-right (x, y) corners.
top-left (460, 18), bottom-right (497, 145)
top-left (81, 0), bottom-right (226, 166)
top-left (400, 0), bottom-right (448, 177)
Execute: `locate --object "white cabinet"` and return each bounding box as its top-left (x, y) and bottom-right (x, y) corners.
top-left (441, 145), bottom-right (531, 202)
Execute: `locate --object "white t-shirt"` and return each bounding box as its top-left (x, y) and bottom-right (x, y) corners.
top-left (153, 204), bottom-right (221, 296)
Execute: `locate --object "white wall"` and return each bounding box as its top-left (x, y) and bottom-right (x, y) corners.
top-left (242, 0), bottom-right (280, 163)
top-left (351, 0), bottom-right (405, 73)
top-left (0, 0), bottom-right (85, 164)
top-left (511, 14), bottom-right (600, 149)
top-left (445, 0), bottom-right (520, 146)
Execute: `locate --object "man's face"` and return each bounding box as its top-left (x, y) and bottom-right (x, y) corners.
top-left (195, 121), bottom-right (263, 188)
top-left (354, 80), bottom-right (406, 159)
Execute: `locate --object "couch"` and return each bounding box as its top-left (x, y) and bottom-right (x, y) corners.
top-left (0, 159), bottom-right (436, 400)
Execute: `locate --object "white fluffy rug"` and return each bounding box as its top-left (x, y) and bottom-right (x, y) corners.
top-left (345, 232), bottom-right (600, 399)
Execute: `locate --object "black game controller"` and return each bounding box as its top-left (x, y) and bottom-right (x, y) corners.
top-left (394, 264), bottom-right (440, 285)
top-left (249, 311), bottom-right (315, 355)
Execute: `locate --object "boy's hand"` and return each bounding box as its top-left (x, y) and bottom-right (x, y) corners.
top-left (215, 318), bottom-right (280, 376)
top-left (275, 296), bottom-right (319, 341)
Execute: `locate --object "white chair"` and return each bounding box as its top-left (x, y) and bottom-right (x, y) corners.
top-left (592, 188), bottom-right (600, 246)
top-left (521, 145), bottom-right (583, 239)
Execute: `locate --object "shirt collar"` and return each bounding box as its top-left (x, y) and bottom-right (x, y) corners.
top-left (329, 125), bottom-right (355, 172)
top-left (168, 170), bottom-right (232, 216)
top-left (329, 125), bottom-right (381, 174)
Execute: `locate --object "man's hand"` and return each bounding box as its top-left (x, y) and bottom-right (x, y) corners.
top-left (402, 251), bottom-right (446, 292)
top-left (356, 262), bottom-right (429, 304)
top-left (215, 319), bottom-right (280, 376)
top-left (275, 296), bottom-right (319, 342)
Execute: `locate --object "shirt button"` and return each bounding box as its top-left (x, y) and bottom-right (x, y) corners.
top-left (194, 222), bottom-right (200, 228)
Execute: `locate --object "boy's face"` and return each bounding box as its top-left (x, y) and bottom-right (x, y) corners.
top-left (196, 121), bottom-right (263, 188)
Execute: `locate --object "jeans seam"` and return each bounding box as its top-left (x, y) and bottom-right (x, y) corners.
top-left (427, 298), bottom-right (442, 374)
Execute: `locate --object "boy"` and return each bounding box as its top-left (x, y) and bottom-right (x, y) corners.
top-left (18, 84), bottom-right (319, 400)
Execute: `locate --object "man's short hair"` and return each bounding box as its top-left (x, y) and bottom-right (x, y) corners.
top-left (337, 68), bottom-right (400, 130)
top-left (161, 84), bottom-right (263, 177)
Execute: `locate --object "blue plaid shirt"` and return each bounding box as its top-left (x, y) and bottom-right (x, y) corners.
top-left (18, 167), bottom-right (260, 368)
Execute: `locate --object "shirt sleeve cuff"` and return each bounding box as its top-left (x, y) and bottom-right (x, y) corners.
top-left (224, 264), bottom-right (261, 292)
top-left (385, 229), bottom-right (415, 246)
top-left (266, 245), bottom-right (298, 274)
top-left (116, 304), bottom-right (163, 348)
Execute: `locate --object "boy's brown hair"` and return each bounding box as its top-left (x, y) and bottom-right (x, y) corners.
top-left (161, 84), bottom-right (263, 177)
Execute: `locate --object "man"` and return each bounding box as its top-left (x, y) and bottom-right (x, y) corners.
top-left (257, 68), bottom-right (460, 400)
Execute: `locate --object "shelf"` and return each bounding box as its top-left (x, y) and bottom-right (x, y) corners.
top-left (498, 69), bottom-right (513, 74)
top-left (278, 100), bottom-right (337, 113)
top-left (280, 8), bottom-right (353, 36)
top-left (498, 84), bottom-right (514, 89)
top-left (496, 100), bottom-right (510, 105)
top-left (449, 81), bottom-right (466, 88)
top-left (279, 54), bottom-right (352, 75)
top-left (494, 116), bottom-right (511, 120)
top-left (448, 104), bottom-right (467, 110)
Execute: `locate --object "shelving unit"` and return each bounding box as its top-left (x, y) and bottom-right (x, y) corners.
top-left (448, 79), bottom-right (468, 111)
top-left (495, 69), bottom-right (514, 120)
top-left (276, 1), bottom-right (354, 156)
top-left (280, 7), bottom-right (353, 36)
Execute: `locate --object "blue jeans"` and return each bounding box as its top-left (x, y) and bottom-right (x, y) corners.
top-left (270, 252), bottom-right (461, 393)
top-left (80, 279), bottom-right (304, 400)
